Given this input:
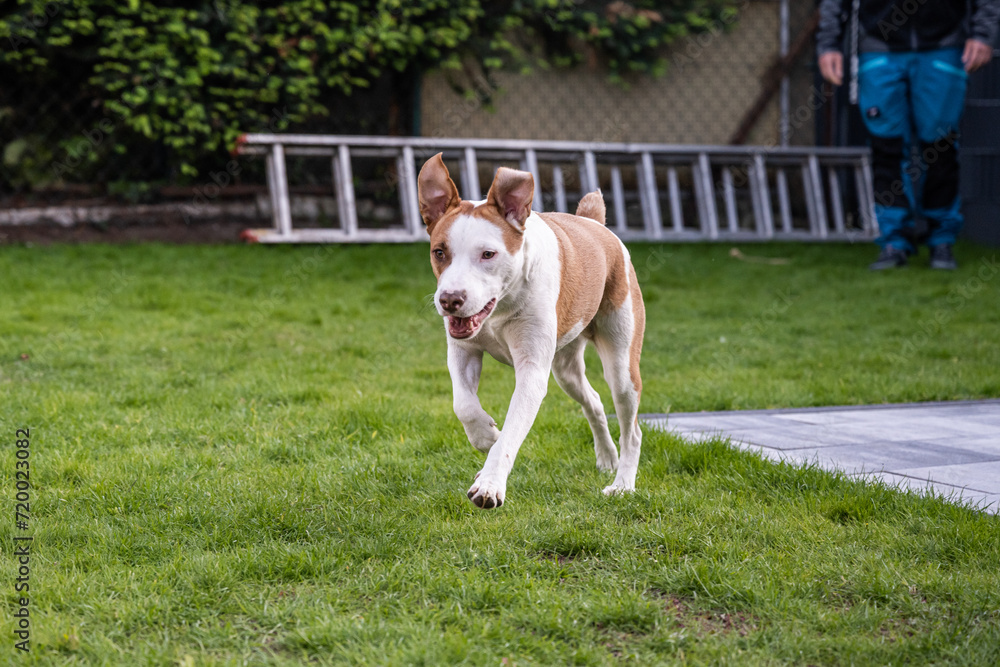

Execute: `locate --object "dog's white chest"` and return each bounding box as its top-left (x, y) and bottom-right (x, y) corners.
top-left (468, 321), bottom-right (515, 366)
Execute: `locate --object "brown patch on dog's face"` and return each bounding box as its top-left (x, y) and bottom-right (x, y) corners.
top-left (479, 167), bottom-right (534, 254)
top-left (420, 158), bottom-right (535, 273)
top-left (427, 201), bottom-right (476, 279)
top-left (470, 204), bottom-right (524, 256)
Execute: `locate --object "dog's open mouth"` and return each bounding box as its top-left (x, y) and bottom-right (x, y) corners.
top-left (448, 298), bottom-right (496, 339)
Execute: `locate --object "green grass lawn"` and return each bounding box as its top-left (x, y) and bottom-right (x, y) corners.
top-left (1, 241), bottom-right (999, 665)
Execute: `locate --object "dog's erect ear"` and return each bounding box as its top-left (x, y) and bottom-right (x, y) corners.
top-left (486, 167), bottom-right (534, 232)
top-left (417, 153), bottom-right (461, 233)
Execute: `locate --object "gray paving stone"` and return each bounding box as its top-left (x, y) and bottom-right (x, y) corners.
top-left (772, 412), bottom-right (857, 426)
top-left (962, 412), bottom-right (1000, 427)
top-left (666, 414), bottom-right (786, 431)
top-left (893, 460), bottom-right (1000, 495)
top-left (776, 421), bottom-right (897, 446)
top-left (742, 441), bottom-right (994, 477)
top-left (642, 400), bottom-right (1000, 514)
top-left (820, 420), bottom-right (995, 443)
top-left (919, 436), bottom-right (1000, 457)
top-left (951, 404), bottom-right (1000, 416)
top-left (722, 429), bottom-right (837, 451)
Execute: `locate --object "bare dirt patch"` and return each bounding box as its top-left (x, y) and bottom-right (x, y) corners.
top-left (653, 591), bottom-right (759, 637)
top-left (0, 218), bottom-right (253, 245)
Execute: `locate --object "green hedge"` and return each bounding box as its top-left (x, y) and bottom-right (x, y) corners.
top-left (0, 0), bottom-right (740, 188)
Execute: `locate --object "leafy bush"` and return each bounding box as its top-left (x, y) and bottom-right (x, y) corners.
top-left (0, 0), bottom-right (740, 187)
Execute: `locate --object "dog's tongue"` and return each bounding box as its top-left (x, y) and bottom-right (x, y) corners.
top-left (448, 315), bottom-right (475, 337)
top-left (448, 311), bottom-right (487, 337)
top-left (448, 300), bottom-right (495, 338)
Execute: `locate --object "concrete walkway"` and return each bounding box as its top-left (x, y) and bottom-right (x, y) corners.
top-left (643, 400), bottom-right (1000, 515)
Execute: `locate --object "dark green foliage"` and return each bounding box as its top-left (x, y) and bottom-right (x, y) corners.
top-left (0, 0), bottom-right (740, 187)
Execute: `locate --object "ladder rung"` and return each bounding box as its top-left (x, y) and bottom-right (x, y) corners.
top-left (334, 145), bottom-right (358, 237)
top-left (524, 148), bottom-right (542, 212)
top-left (806, 155), bottom-right (828, 239)
top-left (695, 153), bottom-right (719, 239)
top-left (855, 157), bottom-right (878, 236)
top-left (552, 164), bottom-right (567, 213)
top-left (638, 152), bottom-right (662, 238)
top-left (461, 146), bottom-right (481, 201)
top-left (751, 154), bottom-right (774, 238)
top-left (269, 144), bottom-right (292, 236)
top-left (398, 146), bottom-right (421, 237)
top-left (667, 166), bottom-right (683, 232)
top-left (722, 167), bottom-right (739, 233)
top-left (583, 151), bottom-right (598, 194)
top-left (827, 167), bottom-right (846, 234)
top-left (610, 165), bottom-right (627, 232)
top-left (776, 168), bottom-right (793, 233)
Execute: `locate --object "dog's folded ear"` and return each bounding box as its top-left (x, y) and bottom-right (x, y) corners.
top-left (417, 153), bottom-right (461, 234)
top-left (486, 167), bottom-right (534, 233)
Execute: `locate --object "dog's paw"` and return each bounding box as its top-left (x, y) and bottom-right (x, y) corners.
top-left (595, 449), bottom-right (618, 472)
top-left (467, 474), bottom-right (506, 509)
top-left (602, 480), bottom-right (635, 496)
top-left (466, 422), bottom-right (501, 454)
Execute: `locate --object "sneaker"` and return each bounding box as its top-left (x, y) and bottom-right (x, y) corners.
top-left (929, 244), bottom-right (957, 270)
top-left (869, 246), bottom-right (908, 271)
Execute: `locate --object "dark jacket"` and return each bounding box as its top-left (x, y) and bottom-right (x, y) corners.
top-left (817, 0), bottom-right (1000, 54)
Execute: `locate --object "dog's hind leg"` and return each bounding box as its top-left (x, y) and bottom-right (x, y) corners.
top-left (592, 283), bottom-right (645, 495)
top-left (552, 337), bottom-right (619, 471)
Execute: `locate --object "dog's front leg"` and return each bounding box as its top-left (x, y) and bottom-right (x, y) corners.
top-left (467, 339), bottom-right (554, 509)
top-left (448, 343), bottom-right (501, 453)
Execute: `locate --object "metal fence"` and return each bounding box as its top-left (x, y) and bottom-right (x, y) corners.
top-left (418, 1), bottom-right (819, 148)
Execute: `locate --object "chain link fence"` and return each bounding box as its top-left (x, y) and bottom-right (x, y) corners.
top-left (420, 1), bottom-right (818, 148)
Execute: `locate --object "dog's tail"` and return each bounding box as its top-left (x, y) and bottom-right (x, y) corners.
top-left (575, 190), bottom-right (606, 225)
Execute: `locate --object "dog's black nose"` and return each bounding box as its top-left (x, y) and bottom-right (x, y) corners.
top-left (439, 290), bottom-right (466, 313)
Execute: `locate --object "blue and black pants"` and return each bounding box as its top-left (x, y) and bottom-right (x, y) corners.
top-left (858, 48), bottom-right (967, 251)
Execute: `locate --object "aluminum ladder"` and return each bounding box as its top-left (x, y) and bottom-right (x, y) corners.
top-left (237, 134), bottom-right (877, 243)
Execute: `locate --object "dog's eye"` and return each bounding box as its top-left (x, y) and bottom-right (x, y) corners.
top-left (482, 251), bottom-right (496, 260)
top-left (433, 248), bottom-right (446, 260)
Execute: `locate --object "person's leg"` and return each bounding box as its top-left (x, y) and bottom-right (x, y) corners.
top-left (858, 53), bottom-right (915, 258)
top-left (911, 48), bottom-right (966, 254)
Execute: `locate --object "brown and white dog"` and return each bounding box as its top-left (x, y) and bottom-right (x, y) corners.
top-left (417, 153), bottom-right (645, 509)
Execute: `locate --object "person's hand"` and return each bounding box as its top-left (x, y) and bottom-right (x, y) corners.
top-left (819, 51), bottom-right (844, 86)
top-left (963, 38), bottom-right (993, 73)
